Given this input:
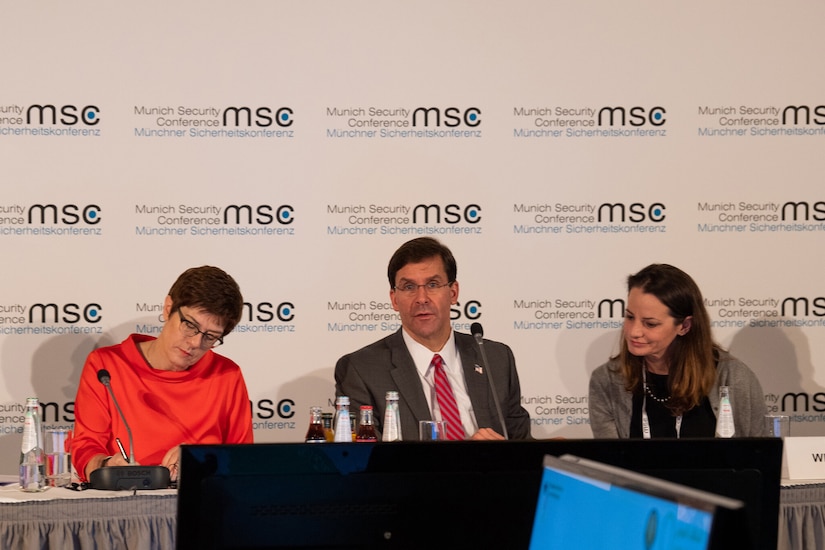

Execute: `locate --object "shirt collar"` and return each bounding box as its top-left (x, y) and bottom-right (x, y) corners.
top-left (401, 328), bottom-right (458, 377)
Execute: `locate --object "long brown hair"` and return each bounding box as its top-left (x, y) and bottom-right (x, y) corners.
top-left (616, 264), bottom-right (718, 415)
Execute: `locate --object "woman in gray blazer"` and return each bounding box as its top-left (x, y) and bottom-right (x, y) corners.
top-left (589, 263), bottom-right (767, 439)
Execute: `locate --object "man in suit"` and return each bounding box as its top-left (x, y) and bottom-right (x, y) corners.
top-left (335, 237), bottom-right (532, 441)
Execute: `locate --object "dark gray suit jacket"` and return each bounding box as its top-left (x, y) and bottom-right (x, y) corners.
top-left (334, 329), bottom-right (532, 440)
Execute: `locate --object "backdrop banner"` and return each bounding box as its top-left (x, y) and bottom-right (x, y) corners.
top-left (2, 1), bottom-right (824, 472)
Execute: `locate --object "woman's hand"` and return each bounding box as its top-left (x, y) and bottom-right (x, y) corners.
top-left (161, 444), bottom-right (185, 481)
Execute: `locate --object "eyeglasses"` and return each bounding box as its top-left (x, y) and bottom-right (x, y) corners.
top-left (177, 310), bottom-right (224, 348)
top-left (393, 281), bottom-right (453, 295)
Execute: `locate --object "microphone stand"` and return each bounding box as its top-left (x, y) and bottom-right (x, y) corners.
top-left (89, 370), bottom-right (170, 490)
top-left (103, 381), bottom-right (135, 464)
top-left (472, 324), bottom-right (509, 440)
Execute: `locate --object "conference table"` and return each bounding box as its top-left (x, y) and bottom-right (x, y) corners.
top-left (0, 475), bottom-right (823, 549)
top-left (780, 480), bottom-right (825, 550)
top-left (0, 476), bottom-right (175, 549)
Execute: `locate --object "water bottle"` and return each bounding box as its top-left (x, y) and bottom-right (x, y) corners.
top-left (333, 396), bottom-right (352, 442)
top-left (715, 386), bottom-right (735, 438)
top-left (382, 391), bottom-right (402, 441)
top-left (19, 397), bottom-right (45, 492)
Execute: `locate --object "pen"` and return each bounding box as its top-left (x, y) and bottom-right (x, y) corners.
top-left (115, 438), bottom-right (130, 463)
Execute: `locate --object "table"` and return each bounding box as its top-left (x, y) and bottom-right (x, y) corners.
top-left (779, 481), bottom-right (825, 550)
top-left (1, 476), bottom-right (823, 549)
top-left (0, 476), bottom-right (176, 550)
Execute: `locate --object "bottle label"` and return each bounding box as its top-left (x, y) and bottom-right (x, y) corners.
top-left (716, 398), bottom-right (735, 438)
top-left (383, 404), bottom-right (401, 442)
top-left (334, 413), bottom-right (352, 442)
top-left (22, 414), bottom-right (38, 454)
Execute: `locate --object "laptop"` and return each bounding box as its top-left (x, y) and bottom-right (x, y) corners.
top-left (529, 454), bottom-right (745, 550)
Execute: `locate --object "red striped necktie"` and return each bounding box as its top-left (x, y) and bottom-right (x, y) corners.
top-left (431, 354), bottom-right (465, 440)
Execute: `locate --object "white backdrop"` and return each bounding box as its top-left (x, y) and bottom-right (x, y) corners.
top-left (2, 1), bottom-right (825, 473)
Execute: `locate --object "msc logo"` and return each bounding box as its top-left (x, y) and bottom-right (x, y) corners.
top-left (411, 107), bottom-right (481, 128)
top-left (781, 392), bottom-right (825, 414)
top-left (253, 398), bottom-right (296, 419)
top-left (412, 204), bottom-right (481, 225)
top-left (597, 202), bottom-right (665, 223)
top-left (223, 204), bottom-right (294, 225)
top-left (222, 106), bottom-right (293, 128)
top-left (451, 300), bottom-right (482, 321)
top-left (40, 401), bottom-right (75, 423)
top-left (781, 297), bottom-right (825, 317)
top-left (28, 303), bottom-right (102, 324)
top-left (27, 204), bottom-right (101, 225)
top-left (597, 106), bottom-right (666, 127)
top-left (781, 105), bottom-right (825, 126)
top-left (597, 298), bottom-right (625, 319)
top-left (243, 302), bottom-right (295, 322)
top-left (26, 104), bottom-right (100, 126)
top-left (781, 201), bottom-right (825, 221)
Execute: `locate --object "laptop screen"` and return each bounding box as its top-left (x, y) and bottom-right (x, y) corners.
top-left (529, 454), bottom-right (744, 550)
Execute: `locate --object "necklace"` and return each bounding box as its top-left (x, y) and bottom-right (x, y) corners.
top-left (644, 383), bottom-right (670, 403)
top-left (642, 361), bottom-right (671, 403)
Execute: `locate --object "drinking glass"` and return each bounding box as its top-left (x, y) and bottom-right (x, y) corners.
top-left (419, 420), bottom-right (447, 441)
top-left (45, 428), bottom-right (72, 487)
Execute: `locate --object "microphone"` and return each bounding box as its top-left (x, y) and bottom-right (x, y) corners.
top-left (89, 369), bottom-right (170, 490)
top-left (97, 369), bottom-right (134, 464)
top-left (470, 322), bottom-right (509, 440)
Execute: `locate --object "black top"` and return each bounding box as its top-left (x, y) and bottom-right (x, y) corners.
top-left (630, 371), bottom-right (717, 438)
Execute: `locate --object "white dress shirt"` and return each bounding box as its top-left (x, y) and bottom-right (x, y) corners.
top-left (401, 328), bottom-right (478, 438)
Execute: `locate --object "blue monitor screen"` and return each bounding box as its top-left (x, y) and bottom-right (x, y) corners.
top-left (529, 460), bottom-right (715, 550)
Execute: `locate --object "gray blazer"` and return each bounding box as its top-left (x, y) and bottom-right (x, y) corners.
top-left (335, 329), bottom-right (532, 440)
top-left (589, 349), bottom-right (768, 438)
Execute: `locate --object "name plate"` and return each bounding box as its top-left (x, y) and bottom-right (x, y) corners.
top-left (782, 436), bottom-right (825, 480)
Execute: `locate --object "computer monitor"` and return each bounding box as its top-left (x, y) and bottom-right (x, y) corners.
top-left (529, 454), bottom-right (745, 550)
top-left (176, 438), bottom-right (781, 550)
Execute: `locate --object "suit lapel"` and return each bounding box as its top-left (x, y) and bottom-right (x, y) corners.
top-left (456, 333), bottom-right (493, 427)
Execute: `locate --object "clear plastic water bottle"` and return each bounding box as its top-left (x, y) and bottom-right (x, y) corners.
top-left (19, 397), bottom-right (45, 492)
top-left (333, 396), bottom-right (352, 442)
top-left (715, 386), bottom-right (735, 438)
top-left (382, 391), bottom-right (402, 442)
